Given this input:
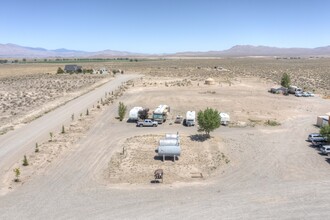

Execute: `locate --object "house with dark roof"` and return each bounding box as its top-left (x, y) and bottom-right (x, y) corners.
top-left (64, 65), bottom-right (82, 73)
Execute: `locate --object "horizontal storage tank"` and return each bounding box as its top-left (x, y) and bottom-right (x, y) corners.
top-left (158, 145), bottom-right (181, 157)
top-left (165, 133), bottom-right (179, 139)
top-left (159, 139), bottom-right (180, 146)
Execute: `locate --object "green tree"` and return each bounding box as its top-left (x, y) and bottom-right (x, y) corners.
top-left (13, 168), bottom-right (20, 182)
top-left (320, 124), bottom-right (330, 141)
top-left (118, 102), bottom-right (127, 121)
top-left (138, 108), bottom-right (149, 120)
top-left (57, 67), bottom-right (64, 74)
top-left (197, 108), bottom-right (221, 137)
top-left (281, 73), bottom-right (291, 88)
top-left (22, 155), bottom-right (29, 166)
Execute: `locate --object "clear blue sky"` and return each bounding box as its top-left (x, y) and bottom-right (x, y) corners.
top-left (1, 0), bottom-right (330, 53)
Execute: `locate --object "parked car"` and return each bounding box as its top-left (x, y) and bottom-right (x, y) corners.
top-left (308, 133), bottom-right (326, 142)
top-left (311, 139), bottom-right (328, 148)
top-left (295, 91), bottom-right (302, 97)
top-left (306, 91), bottom-right (315, 97)
top-left (320, 145), bottom-right (330, 155)
top-left (302, 92), bottom-right (309, 97)
top-left (136, 119), bottom-right (158, 127)
top-left (174, 115), bottom-right (183, 124)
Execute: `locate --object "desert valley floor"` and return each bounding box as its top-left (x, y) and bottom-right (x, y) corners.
top-left (1, 58), bottom-right (330, 219)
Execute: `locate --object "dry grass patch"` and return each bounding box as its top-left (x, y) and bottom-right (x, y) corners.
top-left (106, 134), bottom-right (229, 185)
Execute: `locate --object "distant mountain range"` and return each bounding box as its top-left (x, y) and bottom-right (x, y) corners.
top-left (1, 43), bottom-right (330, 58)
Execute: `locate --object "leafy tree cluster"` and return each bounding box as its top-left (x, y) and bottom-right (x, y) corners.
top-left (281, 73), bottom-right (291, 88)
top-left (197, 108), bottom-right (221, 137)
top-left (138, 108), bottom-right (149, 120)
top-left (320, 125), bottom-right (330, 141)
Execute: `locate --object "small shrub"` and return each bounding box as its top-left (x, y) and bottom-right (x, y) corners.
top-left (13, 168), bottom-right (20, 182)
top-left (57, 67), bottom-right (64, 74)
top-left (265, 120), bottom-right (281, 126)
top-left (61, 125), bottom-right (65, 134)
top-left (49, 132), bottom-right (53, 141)
top-left (22, 155), bottom-right (29, 166)
top-left (35, 143), bottom-right (39, 153)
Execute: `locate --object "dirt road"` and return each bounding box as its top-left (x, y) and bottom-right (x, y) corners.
top-left (0, 74), bottom-right (139, 190)
top-left (1, 77), bottom-right (330, 219)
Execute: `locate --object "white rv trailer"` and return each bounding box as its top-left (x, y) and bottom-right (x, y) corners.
top-left (128, 107), bottom-right (143, 121)
top-left (219, 112), bottom-right (230, 125)
top-left (185, 111), bottom-right (196, 126)
top-left (152, 105), bottom-right (170, 124)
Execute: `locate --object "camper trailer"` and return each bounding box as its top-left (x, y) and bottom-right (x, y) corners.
top-left (289, 86), bottom-right (303, 94)
top-left (185, 111), bottom-right (196, 126)
top-left (152, 105), bottom-right (170, 124)
top-left (219, 112), bottom-right (230, 126)
top-left (128, 107), bottom-right (144, 122)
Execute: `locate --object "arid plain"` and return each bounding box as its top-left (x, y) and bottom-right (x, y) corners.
top-left (1, 58), bottom-right (330, 219)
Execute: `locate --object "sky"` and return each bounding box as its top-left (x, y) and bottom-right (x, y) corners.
top-left (1, 0), bottom-right (330, 53)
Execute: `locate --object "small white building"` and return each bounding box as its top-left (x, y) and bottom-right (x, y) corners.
top-left (316, 112), bottom-right (330, 127)
top-left (99, 67), bottom-right (108, 74)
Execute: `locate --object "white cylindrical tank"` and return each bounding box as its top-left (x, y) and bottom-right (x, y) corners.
top-left (165, 133), bottom-right (179, 139)
top-left (159, 139), bottom-right (180, 146)
top-left (158, 145), bottom-right (181, 157)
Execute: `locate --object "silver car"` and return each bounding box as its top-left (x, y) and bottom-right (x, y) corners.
top-left (307, 91), bottom-right (315, 97)
top-left (320, 145), bottom-right (330, 155)
top-left (302, 92), bottom-right (309, 97)
top-left (308, 133), bottom-right (326, 142)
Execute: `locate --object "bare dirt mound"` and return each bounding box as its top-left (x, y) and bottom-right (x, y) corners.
top-left (105, 134), bottom-right (229, 185)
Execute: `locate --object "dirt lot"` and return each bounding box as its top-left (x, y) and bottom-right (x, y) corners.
top-left (1, 59), bottom-right (330, 219)
top-left (107, 134), bottom-right (228, 184)
top-left (109, 57), bottom-right (330, 94)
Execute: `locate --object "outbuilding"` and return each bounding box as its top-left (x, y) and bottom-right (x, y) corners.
top-left (64, 65), bottom-right (82, 73)
top-left (205, 78), bottom-right (216, 85)
top-left (317, 116), bottom-right (329, 127)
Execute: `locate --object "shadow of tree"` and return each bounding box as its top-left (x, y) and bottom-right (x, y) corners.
top-left (189, 134), bottom-right (210, 142)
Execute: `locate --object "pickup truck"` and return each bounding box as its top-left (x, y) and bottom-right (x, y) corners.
top-left (136, 119), bottom-right (158, 127)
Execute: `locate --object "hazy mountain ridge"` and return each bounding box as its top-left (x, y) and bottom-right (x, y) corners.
top-left (1, 43), bottom-right (330, 58)
top-left (173, 45), bottom-right (330, 57)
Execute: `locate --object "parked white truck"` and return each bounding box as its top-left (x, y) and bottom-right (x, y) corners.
top-left (136, 119), bottom-right (158, 127)
top-left (219, 112), bottom-right (230, 125)
top-left (185, 111), bottom-right (196, 126)
top-left (128, 107), bottom-right (144, 122)
top-left (152, 105), bottom-right (170, 124)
